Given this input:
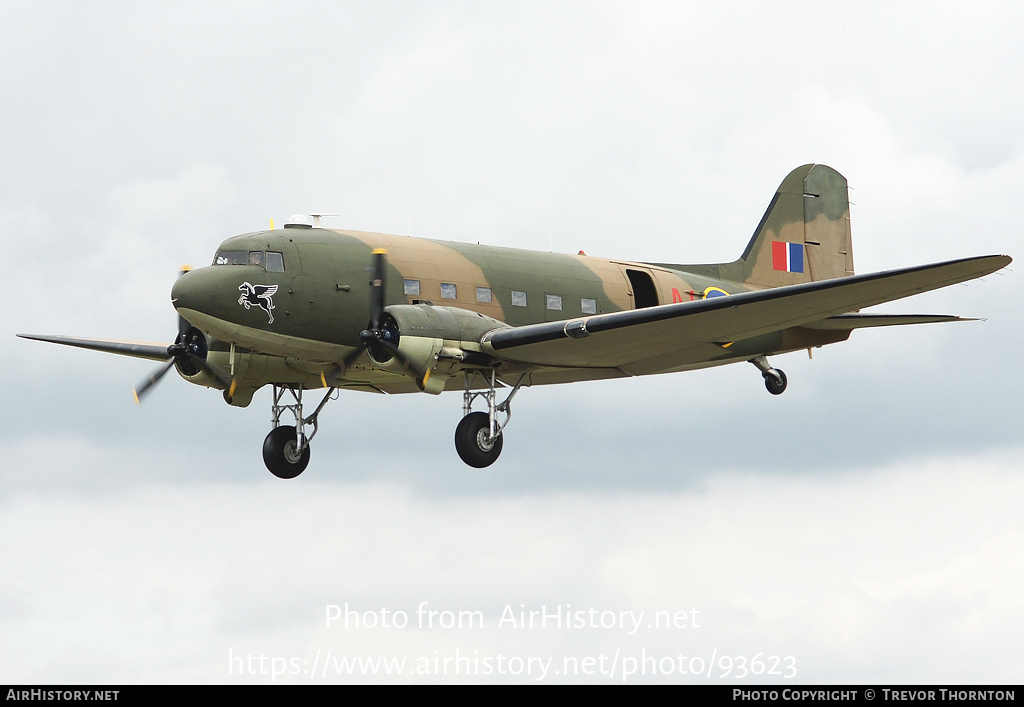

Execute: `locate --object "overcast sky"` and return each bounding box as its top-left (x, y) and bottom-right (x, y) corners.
top-left (2, 1), bottom-right (1022, 684)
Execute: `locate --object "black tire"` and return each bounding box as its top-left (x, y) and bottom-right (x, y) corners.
top-left (263, 425), bottom-right (310, 479)
top-left (764, 369), bottom-right (788, 395)
top-left (454, 412), bottom-right (503, 468)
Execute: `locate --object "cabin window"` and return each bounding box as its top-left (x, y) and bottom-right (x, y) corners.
top-left (214, 250), bottom-right (247, 265)
top-left (511, 290), bottom-right (528, 307)
top-left (404, 279), bottom-right (421, 296)
top-left (266, 252), bottom-right (285, 272)
top-left (440, 283), bottom-right (457, 300)
top-left (546, 294), bottom-right (563, 311)
top-left (248, 251), bottom-right (265, 267)
top-left (476, 287), bottom-right (492, 304)
top-left (581, 297), bottom-right (597, 315)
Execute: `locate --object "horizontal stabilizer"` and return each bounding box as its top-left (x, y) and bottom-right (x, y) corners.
top-left (802, 314), bottom-right (974, 330)
top-left (16, 334), bottom-right (172, 362)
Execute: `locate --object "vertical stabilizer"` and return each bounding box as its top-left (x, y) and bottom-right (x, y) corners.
top-left (733, 164), bottom-right (854, 287)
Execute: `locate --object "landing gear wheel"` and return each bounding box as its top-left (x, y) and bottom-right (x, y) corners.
top-left (455, 412), bottom-right (503, 468)
top-left (764, 369), bottom-right (788, 395)
top-left (263, 425), bottom-right (310, 479)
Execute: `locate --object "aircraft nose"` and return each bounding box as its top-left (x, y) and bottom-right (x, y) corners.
top-left (171, 267), bottom-right (209, 315)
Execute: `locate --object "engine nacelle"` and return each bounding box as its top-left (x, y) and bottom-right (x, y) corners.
top-left (378, 304), bottom-right (510, 393)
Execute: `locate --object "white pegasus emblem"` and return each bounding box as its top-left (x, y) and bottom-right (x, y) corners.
top-left (238, 282), bottom-right (278, 323)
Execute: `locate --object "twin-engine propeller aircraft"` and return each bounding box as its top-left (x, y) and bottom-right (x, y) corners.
top-left (20, 165), bottom-right (1010, 478)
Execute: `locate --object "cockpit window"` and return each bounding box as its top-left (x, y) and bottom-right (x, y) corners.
top-left (214, 250), bottom-right (247, 265)
top-left (266, 252), bottom-right (285, 272)
top-left (214, 250), bottom-right (286, 272)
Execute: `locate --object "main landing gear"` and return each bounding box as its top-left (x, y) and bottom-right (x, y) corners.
top-left (262, 384), bottom-right (337, 478)
top-left (750, 354), bottom-right (787, 395)
top-left (261, 372), bottom-right (526, 477)
top-left (455, 371), bottom-right (526, 468)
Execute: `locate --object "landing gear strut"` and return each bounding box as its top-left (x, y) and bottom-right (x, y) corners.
top-left (750, 355), bottom-right (787, 395)
top-left (263, 384), bottom-right (336, 478)
top-left (455, 371), bottom-right (526, 468)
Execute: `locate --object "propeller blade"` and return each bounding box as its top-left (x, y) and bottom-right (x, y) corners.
top-left (188, 353), bottom-right (235, 392)
top-left (133, 358), bottom-right (175, 404)
top-left (341, 345), bottom-right (366, 371)
top-left (320, 346), bottom-right (366, 387)
top-left (177, 265), bottom-right (192, 337)
top-left (370, 248), bottom-right (387, 330)
top-left (376, 339), bottom-right (431, 392)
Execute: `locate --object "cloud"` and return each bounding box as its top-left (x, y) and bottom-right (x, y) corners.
top-left (1, 448), bottom-right (1020, 683)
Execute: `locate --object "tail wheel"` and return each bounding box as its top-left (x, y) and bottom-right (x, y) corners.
top-left (263, 425), bottom-right (310, 478)
top-left (455, 412), bottom-right (503, 468)
top-left (764, 369), bottom-right (788, 395)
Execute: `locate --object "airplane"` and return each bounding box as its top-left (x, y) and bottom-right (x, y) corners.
top-left (19, 164), bottom-right (1011, 478)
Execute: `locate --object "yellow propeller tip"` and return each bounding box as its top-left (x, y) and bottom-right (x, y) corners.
top-left (179, 264), bottom-right (192, 273)
top-left (372, 248), bottom-right (388, 255)
top-left (228, 380), bottom-right (238, 397)
top-left (132, 389), bottom-right (140, 405)
top-left (320, 371), bottom-right (328, 388)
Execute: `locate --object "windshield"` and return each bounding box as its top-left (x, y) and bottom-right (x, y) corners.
top-left (214, 250), bottom-right (247, 265)
top-left (214, 250), bottom-right (286, 272)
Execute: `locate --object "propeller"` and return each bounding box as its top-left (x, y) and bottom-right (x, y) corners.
top-left (131, 326), bottom-right (235, 403)
top-left (323, 248), bottom-right (431, 390)
top-left (133, 267), bottom-right (237, 403)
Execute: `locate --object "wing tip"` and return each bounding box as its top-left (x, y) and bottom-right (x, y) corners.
top-left (987, 254), bottom-right (1013, 268)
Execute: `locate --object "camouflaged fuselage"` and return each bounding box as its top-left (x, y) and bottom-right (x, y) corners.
top-left (170, 165), bottom-right (868, 399)
top-left (173, 235), bottom-right (848, 401)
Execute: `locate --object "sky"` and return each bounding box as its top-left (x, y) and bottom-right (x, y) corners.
top-left (2, 1), bottom-right (1022, 684)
